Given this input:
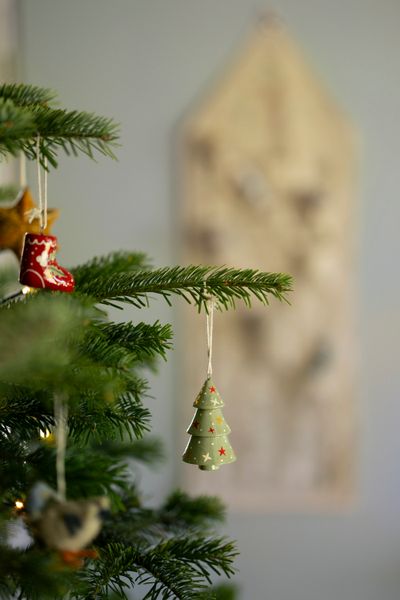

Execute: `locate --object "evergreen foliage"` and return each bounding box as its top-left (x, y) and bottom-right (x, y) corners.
top-left (0, 83), bottom-right (118, 165)
top-left (0, 83), bottom-right (292, 599)
top-left (0, 83), bottom-right (56, 106)
top-left (74, 262), bottom-right (291, 310)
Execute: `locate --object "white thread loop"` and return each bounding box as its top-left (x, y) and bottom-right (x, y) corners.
top-left (25, 208), bottom-right (42, 224)
top-left (206, 296), bottom-right (215, 378)
top-left (43, 156), bottom-right (48, 230)
top-left (35, 136), bottom-right (48, 232)
top-left (54, 395), bottom-right (68, 501)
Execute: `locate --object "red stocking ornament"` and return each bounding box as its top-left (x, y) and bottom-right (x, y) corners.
top-left (19, 233), bottom-right (75, 293)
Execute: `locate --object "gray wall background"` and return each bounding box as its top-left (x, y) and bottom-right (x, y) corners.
top-left (17, 1), bottom-right (400, 599)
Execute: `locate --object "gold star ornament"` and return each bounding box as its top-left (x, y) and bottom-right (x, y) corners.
top-left (0, 187), bottom-right (59, 258)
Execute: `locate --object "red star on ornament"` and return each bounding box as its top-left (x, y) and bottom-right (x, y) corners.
top-left (193, 420), bottom-right (200, 429)
top-left (209, 386), bottom-right (216, 393)
top-left (218, 447), bottom-right (226, 456)
top-left (208, 427), bottom-right (215, 433)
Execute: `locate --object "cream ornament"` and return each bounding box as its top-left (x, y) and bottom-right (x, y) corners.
top-left (26, 482), bottom-right (110, 567)
top-left (25, 393), bottom-right (108, 568)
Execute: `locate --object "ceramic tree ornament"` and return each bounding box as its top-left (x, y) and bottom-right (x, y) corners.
top-left (183, 296), bottom-right (236, 471)
top-left (182, 377), bottom-right (236, 471)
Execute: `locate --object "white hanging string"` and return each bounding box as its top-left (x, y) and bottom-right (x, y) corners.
top-left (54, 395), bottom-right (68, 501)
top-left (43, 156), bottom-right (48, 230)
top-left (36, 136), bottom-right (42, 229)
top-left (206, 295), bottom-right (215, 378)
top-left (34, 135), bottom-right (48, 232)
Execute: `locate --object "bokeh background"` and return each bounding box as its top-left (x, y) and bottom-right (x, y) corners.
top-left (2, 1), bottom-right (400, 598)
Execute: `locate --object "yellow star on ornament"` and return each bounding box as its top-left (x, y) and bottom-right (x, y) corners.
top-left (0, 187), bottom-right (59, 258)
top-left (216, 416), bottom-right (223, 425)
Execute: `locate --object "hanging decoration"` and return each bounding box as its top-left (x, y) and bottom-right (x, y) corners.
top-left (182, 296), bottom-right (236, 470)
top-left (25, 395), bottom-right (109, 568)
top-left (19, 233), bottom-right (75, 292)
top-left (18, 138), bottom-right (75, 292)
top-left (26, 482), bottom-right (109, 568)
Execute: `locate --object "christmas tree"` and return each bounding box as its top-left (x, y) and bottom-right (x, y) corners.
top-left (0, 83), bottom-right (292, 599)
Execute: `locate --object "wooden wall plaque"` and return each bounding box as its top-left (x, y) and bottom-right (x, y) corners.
top-left (179, 21), bottom-right (357, 510)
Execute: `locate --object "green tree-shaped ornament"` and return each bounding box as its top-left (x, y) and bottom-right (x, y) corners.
top-left (183, 378), bottom-right (236, 471)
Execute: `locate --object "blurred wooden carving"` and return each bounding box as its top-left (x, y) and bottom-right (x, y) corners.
top-left (180, 20), bottom-right (357, 509)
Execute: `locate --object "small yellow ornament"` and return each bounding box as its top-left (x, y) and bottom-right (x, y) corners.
top-left (0, 187), bottom-right (59, 258)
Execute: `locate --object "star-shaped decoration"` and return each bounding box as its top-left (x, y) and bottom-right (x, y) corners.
top-left (192, 420), bottom-right (200, 429)
top-left (210, 397), bottom-right (219, 406)
top-left (218, 447), bottom-right (226, 456)
top-left (0, 187), bottom-right (59, 258)
top-left (202, 452), bottom-right (211, 462)
top-left (216, 416), bottom-right (223, 425)
top-left (208, 427), bottom-right (215, 433)
top-left (209, 386), bottom-right (216, 393)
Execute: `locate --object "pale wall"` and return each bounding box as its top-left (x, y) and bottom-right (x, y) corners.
top-left (17, 1), bottom-right (400, 599)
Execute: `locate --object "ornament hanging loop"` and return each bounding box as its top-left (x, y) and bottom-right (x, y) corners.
top-left (205, 291), bottom-right (215, 378)
top-left (35, 135), bottom-right (48, 233)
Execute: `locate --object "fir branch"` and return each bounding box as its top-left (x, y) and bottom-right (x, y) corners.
top-left (0, 546), bottom-right (77, 600)
top-left (0, 435), bottom-right (31, 497)
top-left (19, 106), bottom-right (119, 167)
top-left (0, 295), bottom-right (81, 383)
top-left (0, 326), bottom-right (128, 403)
top-left (99, 321), bottom-right (172, 362)
top-left (81, 321), bottom-right (172, 368)
top-left (92, 438), bottom-right (164, 465)
top-left (0, 83), bottom-right (56, 107)
top-left (0, 295), bottom-right (142, 399)
top-left (76, 265), bottom-right (293, 311)
top-left (0, 85), bottom-right (119, 165)
top-left (201, 583), bottom-right (238, 600)
top-left (0, 98), bottom-right (35, 157)
top-left (86, 537), bottom-right (237, 599)
top-left (162, 491), bottom-right (226, 529)
top-left (160, 536), bottom-right (237, 582)
top-left (81, 540), bottom-right (208, 600)
top-left (0, 438), bottom-right (130, 510)
top-left (0, 387), bottom-right (54, 439)
top-left (23, 444), bottom-right (130, 502)
top-left (101, 493), bottom-right (225, 548)
top-left (72, 251), bottom-right (151, 288)
top-left (68, 390), bottom-right (151, 443)
top-left (64, 447), bottom-right (130, 502)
